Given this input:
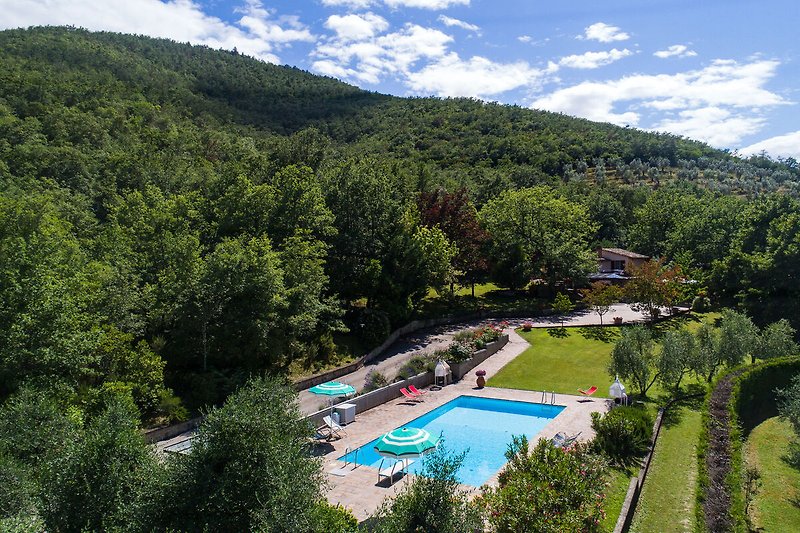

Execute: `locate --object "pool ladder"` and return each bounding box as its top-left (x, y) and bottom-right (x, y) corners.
top-left (343, 446), bottom-right (360, 469)
top-left (540, 390), bottom-right (556, 404)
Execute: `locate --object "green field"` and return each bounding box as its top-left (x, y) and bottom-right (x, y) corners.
top-left (745, 416), bottom-right (800, 532)
top-left (629, 400), bottom-right (703, 533)
top-left (488, 327), bottom-right (620, 396)
top-left (488, 313), bottom-right (720, 398)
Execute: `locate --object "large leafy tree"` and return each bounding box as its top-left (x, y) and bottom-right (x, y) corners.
top-left (479, 186), bottom-right (598, 290)
top-left (581, 281), bottom-right (623, 325)
top-left (417, 187), bottom-right (489, 294)
top-left (145, 376), bottom-right (348, 532)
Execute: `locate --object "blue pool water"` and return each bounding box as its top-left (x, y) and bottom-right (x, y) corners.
top-left (338, 395), bottom-right (564, 487)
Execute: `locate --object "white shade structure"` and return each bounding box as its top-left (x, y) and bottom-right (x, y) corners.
top-left (610, 376), bottom-right (626, 399)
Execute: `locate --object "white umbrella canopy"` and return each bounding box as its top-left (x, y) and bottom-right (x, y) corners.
top-left (609, 376), bottom-right (626, 399)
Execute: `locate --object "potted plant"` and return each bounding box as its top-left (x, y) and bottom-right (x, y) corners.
top-left (475, 369), bottom-right (487, 389)
top-left (613, 316), bottom-right (623, 325)
top-left (521, 321), bottom-right (533, 331)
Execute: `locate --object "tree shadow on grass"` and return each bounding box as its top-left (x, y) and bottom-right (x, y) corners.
top-left (657, 385), bottom-right (706, 429)
top-left (577, 326), bottom-right (619, 343)
top-left (649, 313), bottom-right (702, 339)
top-left (546, 327), bottom-right (568, 338)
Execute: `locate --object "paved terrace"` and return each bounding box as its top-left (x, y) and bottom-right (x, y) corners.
top-left (317, 329), bottom-right (612, 521)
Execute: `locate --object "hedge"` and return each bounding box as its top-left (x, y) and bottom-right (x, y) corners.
top-left (694, 356), bottom-right (800, 532)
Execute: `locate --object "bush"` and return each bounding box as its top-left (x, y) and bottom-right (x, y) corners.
top-left (397, 355), bottom-right (436, 381)
top-left (482, 437), bottom-right (608, 532)
top-left (370, 445), bottom-right (481, 533)
top-left (590, 406), bottom-right (653, 465)
top-left (452, 328), bottom-right (478, 344)
top-left (446, 342), bottom-right (473, 364)
top-left (363, 369), bottom-right (389, 393)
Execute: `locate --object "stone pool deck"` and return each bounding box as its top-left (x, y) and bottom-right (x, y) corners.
top-left (319, 329), bottom-right (611, 521)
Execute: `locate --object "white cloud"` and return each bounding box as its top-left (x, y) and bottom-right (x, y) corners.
top-left (325, 12), bottom-right (388, 41)
top-left (384, 0), bottom-right (470, 9)
top-left (740, 131), bottom-right (800, 159)
top-left (406, 54), bottom-right (543, 98)
top-left (654, 44), bottom-right (697, 59)
top-left (0, 0), bottom-right (313, 63)
top-left (312, 23), bottom-right (452, 83)
top-left (559, 48), bottom-right (633, 69)
top-left (655, 107), bottom-right (764, 147)
top-left (580, 22), bottom-right (630, 43)
top-left (320, 0), bottom-right (374, 8)
top-left (438, 15), bottom-right (480, 33)
top-left (518, 35), bottom-right (532, 43)
top-left (532, 59), bottom-right (788, 146)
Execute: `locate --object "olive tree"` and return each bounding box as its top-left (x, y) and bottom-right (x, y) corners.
top-left (609, 326), bottom-right (658, 397)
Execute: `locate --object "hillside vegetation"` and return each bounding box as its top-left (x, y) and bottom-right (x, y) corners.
top-left (2, 26), bottom-right (800, 416)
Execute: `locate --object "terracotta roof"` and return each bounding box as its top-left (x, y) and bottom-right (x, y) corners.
top-left (600, 248), bottom-right (649, 259)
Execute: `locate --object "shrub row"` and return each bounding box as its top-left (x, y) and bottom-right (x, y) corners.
top-left (695, 356), bottom-right (800, 532)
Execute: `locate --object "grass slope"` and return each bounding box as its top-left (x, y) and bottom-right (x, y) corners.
top-left (745, 416), bottom-right (800, 532)
top-left (630, 400), bottom-right (703, 533)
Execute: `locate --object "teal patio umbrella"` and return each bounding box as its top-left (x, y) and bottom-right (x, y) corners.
top-left (374, 427), bottom-right (440, 459)
top-left (308, 381), bottom-right (356, 397)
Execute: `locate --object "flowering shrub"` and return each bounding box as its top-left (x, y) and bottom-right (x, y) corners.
top-left (475, 369), bottom-right (486, 377)
top-left (481, 437), bottom-right (608, 533)
top-left (521, 322), bottom-right (533, 332)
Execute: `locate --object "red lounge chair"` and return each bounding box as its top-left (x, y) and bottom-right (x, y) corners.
top-left (408, 385), bottom-right (428, 397)
top-left (578, 386), bottom-right (597, 396)
top-left (400, 388), bottom-right (423, 402)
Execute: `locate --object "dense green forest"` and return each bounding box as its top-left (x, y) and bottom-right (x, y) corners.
top-left (2, 26), bottom-right (800, 421)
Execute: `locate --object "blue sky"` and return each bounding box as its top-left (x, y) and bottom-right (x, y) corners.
top-left (3, 0), bottom-right (799, 158)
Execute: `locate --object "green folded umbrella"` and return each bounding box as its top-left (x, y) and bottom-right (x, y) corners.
top-left (374, 427), bottom-right (440, 459)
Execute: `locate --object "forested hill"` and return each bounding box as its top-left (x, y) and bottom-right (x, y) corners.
top-left (3, 26), bottom-right (800, 417)
top-left (3, 26), bottom-right (797, 198)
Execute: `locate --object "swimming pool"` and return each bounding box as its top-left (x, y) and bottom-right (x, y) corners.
top-left (338, 395), bottom-right (564, 487)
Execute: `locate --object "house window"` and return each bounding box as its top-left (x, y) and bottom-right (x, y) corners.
top-left (611, 260), bottom-right (625, 271)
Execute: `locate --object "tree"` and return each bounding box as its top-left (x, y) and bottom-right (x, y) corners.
top-left (624, 258), bottom-right (683, 321)
top-left (371, 446), bottom-right (481, 533)
top-left (482, 437), bottom-right (607, 533)
top-left (479, 187), bottom-right (598, 291)
top-left (552, 293), bottom-right (574, 328)
top-left (146, 376), bottom-right (344, 532)
top-left (657, 329), bottom-right (698, 392)
top-left (417, 187), bottom-right (489, 295)
top-left (609, 326), bottom-right (658, 396)
top-left (717, 309), bottom-right (759, 366)
top-left (581, 281), bottom-right (623, 325)
top-left (757, 319), bottom-right (798, 360)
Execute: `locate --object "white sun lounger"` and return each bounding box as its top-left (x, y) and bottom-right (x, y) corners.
top-left (316, 415), bottom-right (348, 440)
top-left (378, 458), bottom-right (415, 485)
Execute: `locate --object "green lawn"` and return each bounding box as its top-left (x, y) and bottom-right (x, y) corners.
top-left (744, 416), bottom-right (800, 532)
top-left (418, 283), bottom-right (548, 319)
top-left (603, 467), bottom-right (635, 532)
top-left (488, 327), bottom-right (620, 396)
top-left (488, 313), bottom-right (720, 398)
top-left (629, 400), bottom-right (703, 533)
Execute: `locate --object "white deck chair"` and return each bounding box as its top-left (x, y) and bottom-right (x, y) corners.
top-left (317, 415), bottom-right (347, 440)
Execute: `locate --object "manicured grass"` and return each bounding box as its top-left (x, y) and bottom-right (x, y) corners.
top-left (629, 400), bottom-right (703, 533)
top-left (488, 312), bottom-right (721, 398)
top-left (603, 466), bottom-right (635, 532)
top-left (744, 416), bottom-right (800, 532)
top-left (488, 327), bottom-right (620, 396)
